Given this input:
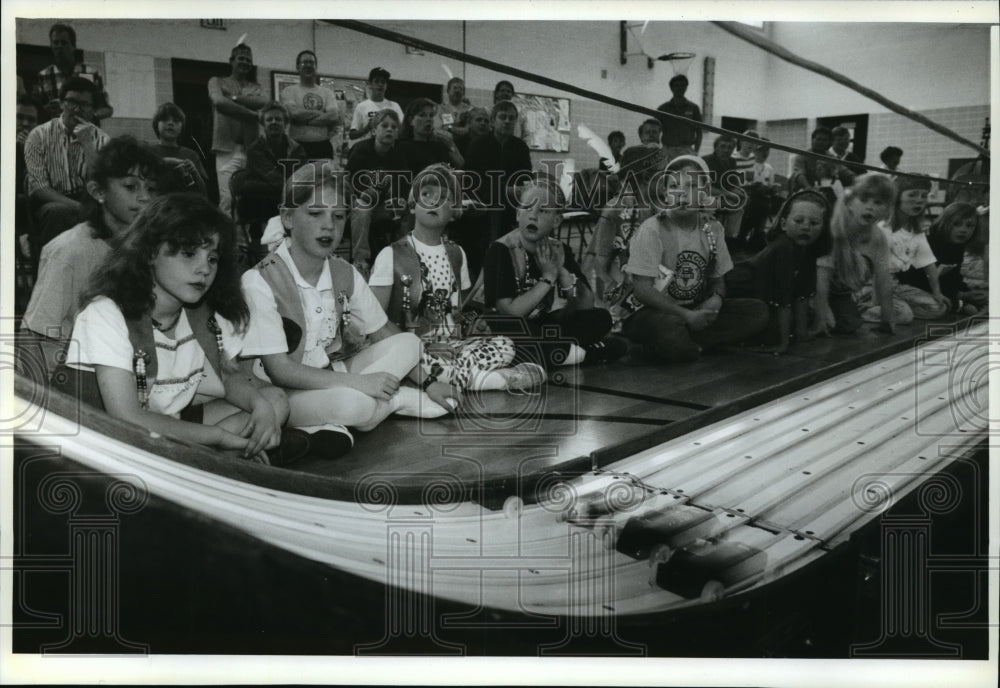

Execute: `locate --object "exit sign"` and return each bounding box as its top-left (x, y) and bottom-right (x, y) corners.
top-left (201, 19), bottom-right (227, 30)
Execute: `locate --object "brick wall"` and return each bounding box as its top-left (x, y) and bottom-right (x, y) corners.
top-left (102, 117), bottom-right (153, 141)
top-left (867, 105), bottom-right (989, 179)
top-left (94, 78), bottom-right (990, 186)
top-left (763, 118), bottom-right (808, 181)
top-left (154, 57), bottom-right (173, 106)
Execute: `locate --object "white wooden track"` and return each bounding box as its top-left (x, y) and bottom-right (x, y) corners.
top-left (11, 323), bottom-right (990, 617)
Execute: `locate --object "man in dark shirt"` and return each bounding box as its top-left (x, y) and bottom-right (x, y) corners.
top-left (459, 101), bottom-right (532, 278)
top-left (657, 75), bottom-right (703, 162)
top-left (464, 101), bottom-right (532, 236)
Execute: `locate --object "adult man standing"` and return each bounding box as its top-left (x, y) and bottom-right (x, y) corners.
top-left (656, 75), bottom-right (703, 162)
top-left (34, 23), bottom-right (113, 124)
top-left (464, 101), bottom-right (532, 260)
top-left (208, 42), bottom-right (268, 217)
top-left (436, 77), bottom-right (472, 140)
top-left (280, 50), bottom-right (341, 159)
top-left (24, 76), bottom-right (109, 248)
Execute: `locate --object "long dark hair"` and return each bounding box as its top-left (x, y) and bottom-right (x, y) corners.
top-left (81, 193), bottom-right (250, 331)
top-left (84, 136), bottom-right (164, 240)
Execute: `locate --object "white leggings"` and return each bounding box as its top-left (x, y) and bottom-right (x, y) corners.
top-left (286, 332), bottom-right (425, 429)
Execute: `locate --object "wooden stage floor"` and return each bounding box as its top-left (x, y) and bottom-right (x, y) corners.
top-left (294, 314), bottom-right (978, 494)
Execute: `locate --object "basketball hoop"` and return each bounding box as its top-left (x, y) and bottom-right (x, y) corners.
top-left (657, 52), bottom-right (696, 75)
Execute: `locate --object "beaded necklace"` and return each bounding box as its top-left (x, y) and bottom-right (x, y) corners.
top-left (409, 234), bottom-right (457, 323)
top-left (131, 312), bottom-right (227, 411)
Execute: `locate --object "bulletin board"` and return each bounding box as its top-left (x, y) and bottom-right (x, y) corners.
top-left (511, 92), bottom-right (571, 152)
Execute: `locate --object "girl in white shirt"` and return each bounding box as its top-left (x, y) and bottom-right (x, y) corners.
top-left (241, 162), bottom-right (458, 433)
top-left (65, 193), bottom-right (286, 462)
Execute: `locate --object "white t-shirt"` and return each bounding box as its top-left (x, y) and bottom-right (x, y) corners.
top-left (752, 161), bottom-right (775, 186)
top-left (880, 221), bottom-right (936, 274)
top-left (241, 241), bottom-right (388, 370)
top-left (65, 296), bottom-right (243, 418)
top-left (350, 98), bottom-right (404, 144)
top-left (369, 236), bottom-right (472, 336)
top-left (624, 214), bottom-right (733, 306)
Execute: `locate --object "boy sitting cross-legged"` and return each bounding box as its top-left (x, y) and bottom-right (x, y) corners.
top-left (483, 176), bottom-right (627, 369)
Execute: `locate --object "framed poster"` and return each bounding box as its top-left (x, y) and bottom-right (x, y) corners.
top-left (511, 92), bottom-right (571, 152)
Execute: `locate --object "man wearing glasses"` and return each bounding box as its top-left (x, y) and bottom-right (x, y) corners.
top-left (24, 76), bottom-right (110, 247)
top-left (279, 50), bottom-right (341, 159)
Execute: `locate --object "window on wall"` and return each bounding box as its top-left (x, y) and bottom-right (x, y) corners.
top-left (721, 116), bottom-right (757, 135)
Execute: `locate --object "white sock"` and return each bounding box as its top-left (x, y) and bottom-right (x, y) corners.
top-left (468, 370), bottom-right (508, 391)
top-left (390, 386), bottom-right (452, 418)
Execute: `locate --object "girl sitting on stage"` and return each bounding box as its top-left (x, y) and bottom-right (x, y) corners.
top-left (369, 164), bottom-right (544, 391)
top-left (484, 176), bottom-right (626, 368)
top-left (240, 161), bottom-right (458, 436)
top-left (863, 175), bottom-right (950, 322)
top-left (813, 173), bottom-right (899, 336)
top-left (22, 135), bottom-right (162, 377)
top-left (62, 193), bottom-right (288, 462)
top-left (896, 201), bottom-right (987, 314)
top-left (725, 189), bottom-right (831, 354)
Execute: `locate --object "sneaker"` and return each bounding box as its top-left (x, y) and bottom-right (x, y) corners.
top-left (583, 336), bottom-right (629, 365)
top-left (265, 427), bottom-right (312, 467)
top-left (304, 426), bottom-right (354, 460)
top-left (273, 424), bottom-right (354, 464)
top-left (497, 362), bottom-right (546, 392)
